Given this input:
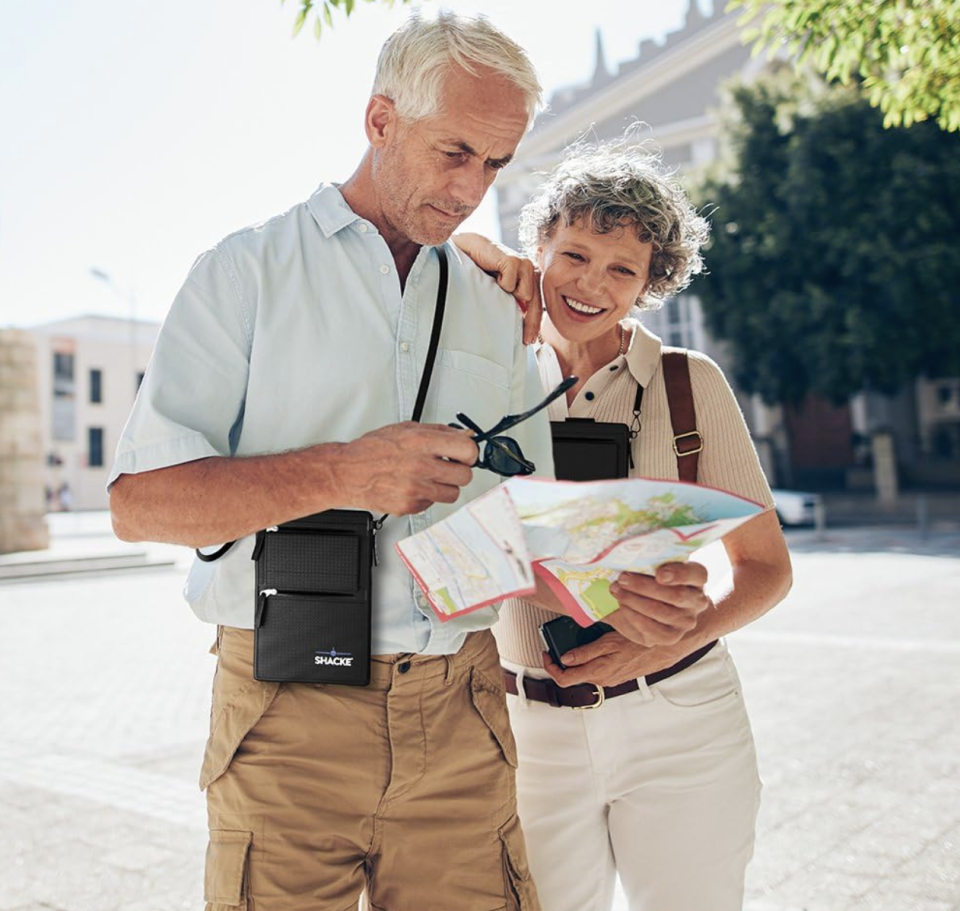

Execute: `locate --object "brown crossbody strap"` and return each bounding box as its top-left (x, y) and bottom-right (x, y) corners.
top-left (660, 348), bottom-right (702, 484)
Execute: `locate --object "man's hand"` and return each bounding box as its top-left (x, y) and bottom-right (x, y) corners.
top-left (543, 632), bottom-right (679, 689)
top-left (602, 562), bottom-right (712, 646)
top-left (333, 422), bottom-right (478, 516)
top-left (453, 233), bottom-right (542, 345)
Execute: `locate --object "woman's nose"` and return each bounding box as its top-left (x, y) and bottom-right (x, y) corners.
top-left (576, 266), bottom-right (605, 296)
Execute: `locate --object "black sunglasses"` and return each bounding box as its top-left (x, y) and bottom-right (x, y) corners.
top-left (451, 376), bottom-right (578, 477)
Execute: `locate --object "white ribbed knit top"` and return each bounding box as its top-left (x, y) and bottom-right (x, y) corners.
top-left (493, 316), bottom-right (776, 669)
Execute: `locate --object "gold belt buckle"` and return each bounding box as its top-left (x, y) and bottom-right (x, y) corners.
top-left (574, 685), bottom-right (605, 710)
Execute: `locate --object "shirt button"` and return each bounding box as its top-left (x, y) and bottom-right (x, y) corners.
top-left (400, 341), bottom-right (410, 353)
top-left (585, 391), bottom-right (595, 401)
top-left (358, 224), bottom-right (368, 233)
top-left (380, 264), bottom-right (390, 275)
top-left (398, 661), bottom-right (411, 674)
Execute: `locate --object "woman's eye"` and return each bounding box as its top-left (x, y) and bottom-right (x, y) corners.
top-left (615, 267), bottom-right (636, 276)
top-left (563, 251), bottom-right (584, 261)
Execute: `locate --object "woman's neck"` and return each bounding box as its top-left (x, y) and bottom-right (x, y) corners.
top-left (541, 319), bottom-right (629, 404)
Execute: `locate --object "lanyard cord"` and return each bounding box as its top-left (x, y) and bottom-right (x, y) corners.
top-left (374, 243), bottom-right (449, 532)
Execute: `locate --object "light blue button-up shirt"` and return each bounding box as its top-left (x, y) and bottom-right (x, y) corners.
top-left (108, 184), bottom-right (553, 655)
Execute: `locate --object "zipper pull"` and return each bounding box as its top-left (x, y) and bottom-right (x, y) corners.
top-left (372, 514), bottom-right (387, 568)
top-left (256, 589), bottom-right (277, 627)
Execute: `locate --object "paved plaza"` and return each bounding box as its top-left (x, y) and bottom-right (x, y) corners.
top-left (1, 516), bottom-right (958, 911)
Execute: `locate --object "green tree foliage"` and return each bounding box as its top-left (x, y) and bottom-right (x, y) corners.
top-left (283, 0), bottom-right (413, 38)
top-left (730, 0), bottom-right (960, 132)
top-left (695, 73), bottom-right (960, 405)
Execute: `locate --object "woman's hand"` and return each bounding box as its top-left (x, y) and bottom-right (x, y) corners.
top-left (452, 232), bottom-right (542, 344)
top-left (602, 562), bottom-right (712, 646)
top-left (543, 633), bottom-right (681, 688)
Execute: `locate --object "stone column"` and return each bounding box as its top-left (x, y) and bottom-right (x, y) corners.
top-left (871, 429), bottom-right (899, 505)
top-left (0, 330), bottom-right (49, 554)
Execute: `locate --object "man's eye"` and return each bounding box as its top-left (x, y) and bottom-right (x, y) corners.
top-left (444, 151), bottom-right (465, 161)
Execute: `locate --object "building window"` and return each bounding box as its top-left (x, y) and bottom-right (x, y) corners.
top-left (90, 368), bottom-right (103, 404)
top-left (88, 427), bottom-right (104, 468)
top-left (52, 350), bottom-right (76, 442)
top-left (54, 352), bottom-right (74, 387)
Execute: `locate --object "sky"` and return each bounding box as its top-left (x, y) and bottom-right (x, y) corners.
top-left (0, 0), bottom-right (711, 328)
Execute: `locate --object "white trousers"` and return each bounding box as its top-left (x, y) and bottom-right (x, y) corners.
top-left (503, 641), bottom-right (762, 911)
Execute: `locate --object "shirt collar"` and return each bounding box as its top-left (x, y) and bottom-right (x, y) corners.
top-left (622, 313), bottom-right (662, 388)
top-left (532, 312), bottom-right (663, 390)
top-left (307, 183), bottom-right (363, 238)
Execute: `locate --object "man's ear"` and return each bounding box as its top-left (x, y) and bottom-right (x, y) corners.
top-left (365, 94), bottom-right (398, 148)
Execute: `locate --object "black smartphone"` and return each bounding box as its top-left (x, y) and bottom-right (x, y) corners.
top-left (539, 616), bottom-right (614, 670)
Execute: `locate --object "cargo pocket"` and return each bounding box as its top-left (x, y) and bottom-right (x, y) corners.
top-left (204, 829), bottom-right (252, 909)
top-left (499, 814), bottom-right (538, 911)
top-left (199, 678), bottom-right (280, 791)
top-left (469, 666), bottom-right (518, 768)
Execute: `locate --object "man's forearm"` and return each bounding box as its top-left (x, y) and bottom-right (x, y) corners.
top-left (110, 444), bottom-right (346, 548)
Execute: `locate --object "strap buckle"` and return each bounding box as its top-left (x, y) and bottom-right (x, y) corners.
top-left (574, 685), bottom-right (605, 710)
top-left (673, 430), bottom-right (703, 458)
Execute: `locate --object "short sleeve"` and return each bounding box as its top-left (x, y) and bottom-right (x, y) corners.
top-left (688, 352), bottom-right (776, 508)
top-left (107, 245), bottom-right (252, 490)
top-left (508, 307), bottom-right (555, 481)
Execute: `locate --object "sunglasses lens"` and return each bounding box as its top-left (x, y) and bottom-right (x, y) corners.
top-left (485, 436), bottom-right (533, 477)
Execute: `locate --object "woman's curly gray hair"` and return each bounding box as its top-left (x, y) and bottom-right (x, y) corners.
top-left (518, 140), bottom-right (710, 308)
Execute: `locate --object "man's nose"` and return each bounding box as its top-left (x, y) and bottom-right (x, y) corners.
top-left (449, 159), bottom-right (488, 210)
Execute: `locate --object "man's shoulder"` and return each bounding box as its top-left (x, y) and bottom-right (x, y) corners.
top-left (214, 199), bottom-right (314, 258)
top-left (444, 243), bottom-right (519, 314)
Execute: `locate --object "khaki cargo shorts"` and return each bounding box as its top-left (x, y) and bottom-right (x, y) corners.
top-left (200, 626), bottom-right (539, 911)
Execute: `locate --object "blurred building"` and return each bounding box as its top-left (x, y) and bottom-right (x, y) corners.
top-left (27, 315), bottom-right (160, 511)
top-left (496, 0), bottom-right (960, 491)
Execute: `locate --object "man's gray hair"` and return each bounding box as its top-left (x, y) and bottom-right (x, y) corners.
top-left (518, 138), bottom-right (711, 308)
top-left (373, 10), bottom-right (542, 126)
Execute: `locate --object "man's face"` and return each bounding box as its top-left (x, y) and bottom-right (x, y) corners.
top-left (371, 66), bottom-right (529, 246)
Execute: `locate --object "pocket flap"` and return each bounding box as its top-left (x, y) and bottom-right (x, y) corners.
top-left (199, 679), bottom-right (280, 791)
top-left (204, 829), bottom-right (252, 907)
top-left (469, 666), bottom-right (518, 768)
top-left (499, 814), bottom-right (536, 909)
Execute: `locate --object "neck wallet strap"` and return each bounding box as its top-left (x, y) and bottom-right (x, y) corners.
top-left (411, 245), bottom-right (448, 421)
top-left (374, 244), bottom-right (449, 529)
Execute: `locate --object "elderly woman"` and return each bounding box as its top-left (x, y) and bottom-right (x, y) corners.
top-left (455, 142), bottom-right (792, 911)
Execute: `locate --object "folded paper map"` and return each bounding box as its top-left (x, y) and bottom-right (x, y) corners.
top-left (395, 477), bottom-right (766, 627)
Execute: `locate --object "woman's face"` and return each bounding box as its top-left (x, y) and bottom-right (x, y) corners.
top-left (538, 219), bottom-right (652, 345)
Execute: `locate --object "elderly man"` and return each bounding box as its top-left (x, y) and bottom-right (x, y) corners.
top-left (109, 11), bottom-right (708, 911)
top-left (109, 13), bottom-right (548, 910)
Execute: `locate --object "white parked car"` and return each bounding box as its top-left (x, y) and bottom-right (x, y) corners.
top-left (772, 489), bottom-right (823, 526)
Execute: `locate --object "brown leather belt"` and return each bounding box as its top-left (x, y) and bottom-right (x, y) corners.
top-left (502, 639), bottom-right (718, 710)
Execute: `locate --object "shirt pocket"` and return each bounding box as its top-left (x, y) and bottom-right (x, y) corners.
top-left (435, 349), bottom-right (512, 431)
